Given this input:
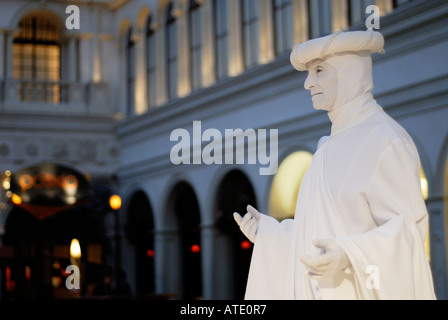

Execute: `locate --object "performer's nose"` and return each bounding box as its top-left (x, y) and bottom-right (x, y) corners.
top-left (304, 74), bottom-right (314, 90)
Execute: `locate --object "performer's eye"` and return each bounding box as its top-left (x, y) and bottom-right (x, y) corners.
top-left (316, 67), bottom-right (324, 73)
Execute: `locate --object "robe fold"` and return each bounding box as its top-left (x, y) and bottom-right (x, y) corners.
top-left (245, 93), bottom-right (436, 300)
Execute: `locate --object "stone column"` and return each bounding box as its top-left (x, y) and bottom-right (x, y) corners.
top-left (5, 29), bottom-right (16, 79)
top-left (154, 228), bottom-right (180, 298)
top-left (67, 35), bottom-right (78, 82)
top-left (200, 223), bottom-right (234, 299)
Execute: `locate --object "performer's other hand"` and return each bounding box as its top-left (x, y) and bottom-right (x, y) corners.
top-left (300, 238), bottom-right (350, 279)
top-left (233, 205), bottom-right (261, 243)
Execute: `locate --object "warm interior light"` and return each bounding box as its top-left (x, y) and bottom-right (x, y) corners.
top-left (109, 194), bottom-right (122, 210)
top-left (70, 238), bottom-right (81, 259)
top-left (269, 151), bottom-right (313, 221)
top-left (2, 178), bottom-right (10, 190)
top-left (420, 177), bottom-right (428, 201)
top-left (11, 193), bottom-right (22, 205)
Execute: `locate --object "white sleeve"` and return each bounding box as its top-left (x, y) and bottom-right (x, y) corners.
top-left (334, 140), bottom-right (435, 299)
top-left (366, 140), bottom-right (428, 240)
top-left (245, 215), bottom-right (294, 299)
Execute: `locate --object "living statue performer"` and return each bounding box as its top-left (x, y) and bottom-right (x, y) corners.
top-left (234, 29), bottom-right (436, 300)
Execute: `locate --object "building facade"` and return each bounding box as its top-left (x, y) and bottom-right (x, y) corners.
top-left (0, 0), bottom-right (447, 300)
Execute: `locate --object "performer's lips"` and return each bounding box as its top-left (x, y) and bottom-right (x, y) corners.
top-left (312, 93), bottom-right (322, 97)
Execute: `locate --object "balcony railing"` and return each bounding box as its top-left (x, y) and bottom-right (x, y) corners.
top-left (18, 80), bottom-right (67, 104)
top-left (0, 78), bottom-right (112, 114)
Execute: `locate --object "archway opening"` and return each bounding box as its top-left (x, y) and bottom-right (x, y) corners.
top-left (170, 182), bottom-right (202, 300)
top-left (125, 190), bottom-right (155, 296)
top-left (214, 170), bottom-right (257, 300)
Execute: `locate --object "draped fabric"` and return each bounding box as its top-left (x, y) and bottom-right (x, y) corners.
top-left (245, 93), bottom-right (436, 300)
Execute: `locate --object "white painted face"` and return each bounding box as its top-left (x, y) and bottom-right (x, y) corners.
top-left (304, 59), bottom-right (338, 112)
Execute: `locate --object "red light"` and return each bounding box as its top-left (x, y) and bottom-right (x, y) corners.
top-left (146, 249), bottom-right (154, 257)
top-left (241, 240), bottom-right (251, 250)
top-left (191, 244), bottom-right (200, 253)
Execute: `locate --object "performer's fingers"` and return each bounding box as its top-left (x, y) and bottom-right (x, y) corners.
top-left (247, 205), bottom-right (261, 220)
top-left (302, 261), bottom-right (327, 276)
top-left (248, 219), bottom-right (258, 238)
top-left (301, 252), bottom-right (335, 269)
top-left (233, 212), bottom-right (242, 225)
top-left (300, 255), bottom-right (314, 268)
top-left (312, 238), bottom-right (330, 250)
top-left (302, 270), bottom-right (325, 280)
top-left (239, 212), bottom-right (253, 229)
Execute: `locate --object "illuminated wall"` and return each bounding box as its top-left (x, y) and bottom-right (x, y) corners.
top-left (269, 151), bottom-right (313, 221)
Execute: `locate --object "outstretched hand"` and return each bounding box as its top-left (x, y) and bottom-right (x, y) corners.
top-left (233, 205), bottom-right (261, 243)
top-left (301, 238), bottom-right (350, 279)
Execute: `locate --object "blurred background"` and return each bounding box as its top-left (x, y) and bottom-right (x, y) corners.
top-left (0, 0), bottom-right (447, 300)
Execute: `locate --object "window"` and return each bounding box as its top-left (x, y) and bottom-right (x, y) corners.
top-left (166, 2), bottom-right (178, 100)
top-left (13, 14), bottom-right (61, 103)
top-left (308, 0), bottom-right (331, 38)
top-left (146, 17), bottom-right (156, 108)
top-left (273, 0), bottom-right (292, 55)
top-left (189, 0), bottom-right (202, 91)
top-left (126, 28), bottom-right (135, 114)
top-left (241, 0), bottom-right (259, 69)
top-left (213, 0), bottom-right (229, 80)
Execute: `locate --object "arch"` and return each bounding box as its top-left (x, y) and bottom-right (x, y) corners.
top-left (206, 164), bottom-right (255, 224)
top-left (10, 3), bottom-right (66, 35)
top-left (117, 19), bottom-right (132, 46)
top-left (163, 179), bottom-right (202, 299)
top-left (125, 189), bottom-right (155, 295)
top-left (212, 168), bottom-right (257, 299)
top-left (268, 150), bottom-right (313, 221)
top-left (136, 6), bottom-right (152, 33)
top-left (214, 169), bottom-right (258, 232)
top-left (159, 172), bottom-right (198, 229)
top-left (157, 0), bottom-right (175, 13)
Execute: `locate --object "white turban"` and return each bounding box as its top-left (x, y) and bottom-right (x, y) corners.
top-left (290, 29), bottom-right (384, 72)
top-left (293, 30), bottom-right (385, 110)
top-left (326, 52), bottom-right (373, 109)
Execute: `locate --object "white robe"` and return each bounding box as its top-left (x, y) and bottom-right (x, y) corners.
top-left (245, 92), bottom-right (436, 300)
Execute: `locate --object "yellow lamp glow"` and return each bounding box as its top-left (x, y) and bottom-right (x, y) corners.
top-left (70, 238), bottom-right (81, 259)
top-left (11, 193), bottom-right (22, 205)
top-left (109, 194), bottom-right (122, 211)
